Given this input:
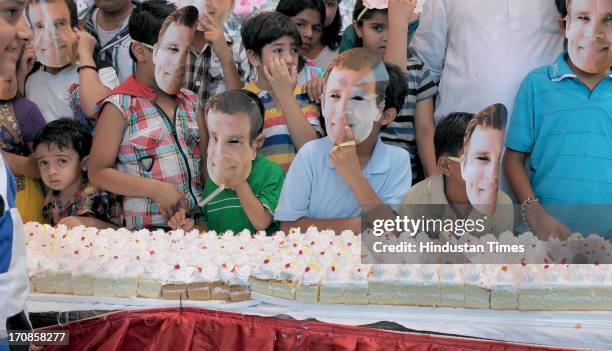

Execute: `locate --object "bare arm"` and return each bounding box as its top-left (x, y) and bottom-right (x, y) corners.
top-left (503, 149), bottom-right (533, 203)
top-left (88, 103), bottom-right (186, 219)
top-left (235, 182), bottom-right (273, 231)
top-left (2, 151), bottom-right (39, 178)
top-left (414, 98), bottom-right (438, 177)
top-left (384, 0), bottom-right (416, 73)
top-left (77, 31), bottom-right (115, 119)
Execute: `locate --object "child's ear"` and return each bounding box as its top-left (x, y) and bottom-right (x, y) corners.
top-left (80, 155), bottom-right (90, 172)
top-left (437, 156), bottom-right (452, 177)
top-left (246, 49), bottom-right (260, 68)
top-left (131, 42), bottom-right (149, 63)
top-left (254, 133), bottom-right (264, 150)
top-left (353, 21), bottom-right (363, 39)
top-left (379, 107), bottom-right (397, 126)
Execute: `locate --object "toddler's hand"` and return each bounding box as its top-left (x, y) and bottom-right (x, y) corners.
top-left (168, 209), bottom-right (195, 231)
top-left (303, 76), bottom-right (323, 103)
top-left (152, 181), bottom-right (187, 220)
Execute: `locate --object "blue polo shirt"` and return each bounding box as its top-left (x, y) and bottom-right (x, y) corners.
top-left (274, 136), bottom-right (412, 221)
top-left (506, 52), bottom-right (612, 235)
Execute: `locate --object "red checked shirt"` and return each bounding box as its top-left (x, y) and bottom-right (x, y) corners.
top-left (99, 76), bottom-right (203, 230)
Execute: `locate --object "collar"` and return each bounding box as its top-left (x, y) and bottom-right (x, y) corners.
top-left (43, 177), bottom-right (89, 210)
top-left (549, 52), bottom-right (578, 82)
top-left (107, 75), bottom-right (156, 100)
top-left (323, 136), bottom-right (391, 174)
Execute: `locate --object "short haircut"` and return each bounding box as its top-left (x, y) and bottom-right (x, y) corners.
top-left (158, 5), bottom-right (198, 40)
top-left (276, 0), bottom-right (326, 28)
top-left (33, 118), bottom-right (92, 160)
top-left (241, 11), bottom-right (302, 58)
top-left (322, 0), bottom-right (342, 50)
top-left (129, 0), bottom-right (176, 50)
top-left (463, 104), bottom-right (507, 157)
top-left (28, 0), bottom-right (78, 28)
top-left (434, 112), bottom-right (474, 160)
top-left (555, 0), bottom-right (567, 17)
top-left (325, 47), bottom-right (389, 104)
top-left (383, 62), bottom-right (408, 113)
top-left (205, 90), bottom-right (265, 143)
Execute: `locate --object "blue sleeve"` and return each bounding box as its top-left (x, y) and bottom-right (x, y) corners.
top-left (381, 149), bottom-right (413, 214)
top-left (274, 145), bottom-right (314, 221)
top-left (0, 157), bottom-right (17, 274)
top-left (505, 75), bottom-right (536, 153)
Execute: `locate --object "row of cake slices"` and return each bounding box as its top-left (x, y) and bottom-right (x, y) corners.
top-left (30, 272), bottom-right (251, 302)
top-left (249, 264), bottom-right (612, 311)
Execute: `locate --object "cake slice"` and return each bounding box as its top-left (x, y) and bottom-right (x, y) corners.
top-left (319, 265), bottom-right (344, 304)
top-left (488, 265), bottom-right (519, 310)
top-left (210, 281), bottom-right (230, 300)
top-left (367, 265), bottom-right (398, 305)
top-left (162, 284), bottom-right (188, 300)
top-left (342, 264), bottom-right (370, 305)
top-left (550, 265), bottom-right (595, 311)
top-left (409, 265), bottom-right (440, 307)
top-left (518, 265), bottom-right (550, 311)
top-left (439, 265), bottom-right (465, 308)
top-left (138, 278), bottom-right (162, 298)
top-left (72, 273), bottom-right (94, 296)
top-left (463, 265), bottom-right (490, 309)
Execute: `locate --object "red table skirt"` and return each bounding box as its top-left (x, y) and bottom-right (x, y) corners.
top-left (38, 307), bottom-right (573, 351)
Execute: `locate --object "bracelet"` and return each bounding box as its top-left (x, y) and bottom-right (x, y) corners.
top-left (520, 194), bottom-right (540, 231)
top-left (77, 65), bottom-right (98, 73)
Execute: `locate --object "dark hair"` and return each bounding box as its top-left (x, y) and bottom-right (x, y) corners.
top-left (33, 118), bottom-right (92, 161)
top-left (325, 48), bottom-right (389, 104)
top-left (383, 62), bottom-right (408, 113)
top-left (158, 5), bottom-right (198, 39)
top-left (205, 90), bottom-right (265, 143)
top-left (555, 0), bottom-right (567, 17)
top-left (463, 104), bottom-right (507, 158)
top-left (434, 112), bottom-right (474, 160)
top-left (276, 0), bottom-right (326, 29)
top-left (128, 0), bottom-right (176, 61)
top-left (353, 0), bottom-right (387, 24)
top-left (322, 0), bottom-right (342, 50)
top-left (241, 11), bottom-right (302, 58)
top-left (28, 0), bottom-right (78, 28)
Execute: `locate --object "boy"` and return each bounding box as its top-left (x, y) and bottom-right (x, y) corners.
top-left (241, 11), bottom-right (323, 172)
top-left (25, 0), bottom-right (120, 127)
top-left (401, 110), bottom-right (514, 236)
top-left (88, 3), bottom-right (204, 231)
top-left (504, 0), bottom-right (612, 238)
top-left (275, 48), bottom-right (412, 234)
top-left (34, 119), bottom-right (122, 229)
top-left (169, 90), bottom-right (286, 234)
top-left (176, 0), bottom-right (254, 105)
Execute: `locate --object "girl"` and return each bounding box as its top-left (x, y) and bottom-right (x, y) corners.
top-left (0, 13), bottom-right (46, 223)
top-left (352, 0), bottom-right (438, 184)
top-left (275, 0), bottom-right (326, 85)
top-left (308, 0), bottom-right (341, 72)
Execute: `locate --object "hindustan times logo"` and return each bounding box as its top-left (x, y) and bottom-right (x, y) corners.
top-left (372, 216), bottom-right (486, 237)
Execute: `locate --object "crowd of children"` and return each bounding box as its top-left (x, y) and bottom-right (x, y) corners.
top-left (0, 0), bottom-right (610, 240)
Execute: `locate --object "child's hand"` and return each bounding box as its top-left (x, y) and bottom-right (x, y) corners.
top-left (151, 181), bottom-right (188, 220)
top-left (264, 56), bottom-right (298, 98)
top-left (303, 77), bottom-right (323, 103)
top-left (329, 126), bottom-right (364, 188)
top-left (58, 216), bottom-right (93, 228)
top-left (18, 43), bottom-right (36, 78)
top-left (168, 209), bottom-right (195, 231)
top-left (76, 30), bottom-right (98, 58)
top-left (201, 13), bottom-right (230, 58)
top-left (525, 204), bottom-right (572, 240)
top-left (388, 0), bottom-right (417, 24)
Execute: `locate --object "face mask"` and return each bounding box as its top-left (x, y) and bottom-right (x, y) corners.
top-left (152, 16), bottom-right (195, 95)
top-left (322, 65), bottom-right (387, 144)
top-left (175, 0), bottom-right (207, 31)
top-left (565, 0), bottom-right (612, 74)
top-left (31, 4), bottom-right (78, 68)
top-left (0, 41), bottom-right (19, 100)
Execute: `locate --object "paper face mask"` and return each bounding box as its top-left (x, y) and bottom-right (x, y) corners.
top-left (0, 42), bottom-right (18, 100)
top-left (206, 108), bottom-right (255, 189)
top-left (29, 1), bottom-right (78, 68)
top-left (175, 0), bottom-right (207, 31)
top-left (322, 65), bottom-right (387, 144)
top-left (460, 104), bottom-right (507, 217)
top-left (153, 12), bottom-right (196, 95)
top-left (565, 0), bottom-right (612, 74)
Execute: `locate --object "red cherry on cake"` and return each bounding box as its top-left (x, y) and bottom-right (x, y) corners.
top-left (197, 267), bottom-right (203, 273)
top-left (81, 236), bottom-right (85, 241)
top-left (293, 243), bottom-right (298, 247)
top-left (305, 267), bottom-right (311, 272)
top-left (331, 266), bottom-right (336, 272)
top-left (285, 263), bottom-right (291, 268)
top-left (113, 256), bottom-right (118, 260)
top-left (222, 263), bottom-right (228, 269)
top-left (298, 250), bottom-right (303, 255)
top-left (263, 259), bottom-right (270, 264)
top-left (231, 266), bottom-right (236, 273)
top-left (136, 256), bottom-right (141, 261)
top-left (320, 251), bottom-right (325, 255)
top-left (174, 264), bottom-right (181, 270)
top-left (149, 250), bottom-right (155, 255)
top-left (74, 250), bottom-right (79, 255)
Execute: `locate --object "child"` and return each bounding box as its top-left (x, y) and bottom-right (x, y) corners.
top-left (88, 3), bottom-right (204, 231)
top-left (504, 0), bottom-right (612, 238)
top-left (34, 118), bottom-right (122, 229)
top-left (175, 0), bottom-right (255, 105)
top-left (275, 0), bottom-right (326, 85)
top-left (0, 13), bottom-right (46, 223)
top-left (169, 90), bottom-right (286, 234)
top-left (401, 111), bottom-right (514, 236)
top-left (275, 48), bottom-right (412, 234)
top-left (25, 0), bottom-right (120, 129)
top-left (352, 0), bottom-right (438, 184)
top-left (304, 0), bottom-right (341, 72)
top-left (241, 11), bottom-right (323, 172)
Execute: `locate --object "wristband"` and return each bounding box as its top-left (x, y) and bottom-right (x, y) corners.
top-left (77, 65), bottom-right (98, 73)
top-left (520, 194), bottom-right (540, 230)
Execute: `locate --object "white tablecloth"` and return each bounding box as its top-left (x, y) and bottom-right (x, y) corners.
top-left (27, 293), bottom-right (612, 350)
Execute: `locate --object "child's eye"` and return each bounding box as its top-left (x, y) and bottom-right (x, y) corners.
top-left (295, 23), bottom-right (304, 28)
top-left (273, 48), bottom-right (283, 54)
top-left (330, 93), bottom-right (341, 99)
top-left (372, 25), bottom-right (384, 32)
top-left (55, 21), bottom-right (65, 28)
top-left (38, 160), bottom-right (47, 167)
top-left (290, 47), bottom-right (299, 54)
top-left (36, 23), bottom-right (45, 30)
top-left (577, 16), bottom-right (589, 21)
top-left (3, 8), bottom-right (18, 21)
top-left (58, 158), bottom-right (68, 164)
top-left (228, 139), bottom-right (240, 144)
top-left (313, 25), bottom-right (323, 33)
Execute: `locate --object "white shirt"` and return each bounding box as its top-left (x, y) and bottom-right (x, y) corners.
top-left (410, 0), bottom-right (563, 121)
top-left (310, 46), bottom-right (338, 73)
top-left (25, 63), bottom-right (120, 123)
